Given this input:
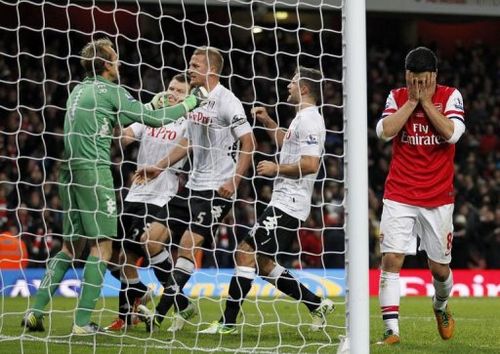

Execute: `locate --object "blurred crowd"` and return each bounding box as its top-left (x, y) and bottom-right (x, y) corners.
top-left (0, 20), bottom-right (498, 269)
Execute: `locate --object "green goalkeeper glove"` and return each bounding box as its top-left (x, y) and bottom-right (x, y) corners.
top-left (145, 91), bottom-right (168, 110)
top-left (182, 86), bottom-right (209, 112)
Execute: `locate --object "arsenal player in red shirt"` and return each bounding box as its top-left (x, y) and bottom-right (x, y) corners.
top-left (375, 47), bottom-right (465, 345)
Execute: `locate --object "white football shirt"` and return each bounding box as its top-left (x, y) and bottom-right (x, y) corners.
top-left (125, 118), bottom-right (188, 206)
top-left (269, 106), bottom-right (325, 221)
top-left (185, 84), bottom-right (252, 191)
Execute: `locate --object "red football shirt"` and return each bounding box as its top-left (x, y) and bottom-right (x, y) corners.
top-left (381, 85), bottom-right (465, 207)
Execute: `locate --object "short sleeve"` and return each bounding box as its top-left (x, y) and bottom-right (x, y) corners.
top-left (444, 89), bottom-right (465, 123)
top-left (220, 92), bottom-right (252, 138)
top-left (381, 91), bottom-right (398, 118)
top-left (299, 120), bottom-right (324, 157)
top-left (129, 123), bottom-right (145, 139)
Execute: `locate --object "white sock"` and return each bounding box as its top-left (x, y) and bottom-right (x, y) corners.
top-left (379, 270), bottom-right (400, 335)
top-left (433, 271), bottom-right (453, 311)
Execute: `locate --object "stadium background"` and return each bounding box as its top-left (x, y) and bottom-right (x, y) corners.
top-left (0, 1), bottom-right (498, 285)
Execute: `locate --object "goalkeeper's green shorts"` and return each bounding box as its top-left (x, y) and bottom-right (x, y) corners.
top-left (58, 168), bottom-right (117, 240)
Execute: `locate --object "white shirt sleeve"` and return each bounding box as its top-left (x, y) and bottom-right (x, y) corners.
top-left (299, 120), bottom-right (324, 157)
top-left (222, 93), bottom-right (252, 138)
top-left (129, 123), bottom-right (145, 139)
top-left (446, 118), bottom-right (465, 144)
top-left (444, 89), bottom-right (465, 122)
top-left (376, 118), bottom-right (396, 142)
top-left (381, 91), bottom-right (398, 117)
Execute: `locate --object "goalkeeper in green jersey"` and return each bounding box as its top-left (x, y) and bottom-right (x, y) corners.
top-left (22, 38), bottom-right (203, 334)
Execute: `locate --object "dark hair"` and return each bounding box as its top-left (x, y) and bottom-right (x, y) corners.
top-left (296, 66), bottom-right (323, 102)
top-left (405, 47), bottom-right (438, 73)
top-left (172, 73), bottom-right (188, 83)
top-left (193, 46), bottom-right (224, 75)
top-left (80, 38), bottom-right (114, 76)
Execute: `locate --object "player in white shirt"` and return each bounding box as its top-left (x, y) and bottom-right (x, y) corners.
top-left (134, 47), bottom-right (255, 333)
top-left (199, 66), bottom-right (334, 335)
top-left (106, 74), bottom-right (192, 331)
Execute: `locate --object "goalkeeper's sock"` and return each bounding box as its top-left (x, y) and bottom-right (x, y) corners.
top-left (220, 266), bottom-right (255, 326)
top-left (151, 249), bottom-right (173, 287)
top-left (32, 251), bottom-right (72, 318)
top-left (433, 270), bottom-right (453, 311)
top-left (74, 255), bottom-right (107, 327)
top-left (155, 257), bottom-right (194, 323)
top-left (379, 270), bottom-right (400, 335)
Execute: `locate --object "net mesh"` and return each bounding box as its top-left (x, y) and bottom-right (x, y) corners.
top-left (0, 0), bottom-right (346, 352)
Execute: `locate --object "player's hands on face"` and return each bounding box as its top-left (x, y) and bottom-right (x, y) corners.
top-left (218, 180), bottom-right (235, 199)
top-left (406, 71), bottom-right (420, 104)
top-left (133, 165), bottom-right (163, 184)
top-left (419, 72), bottom-right (436, 104)
top-left (257, 160), bottom-right (278, 177)
top-left (251, 107), bottom-right (271, 125)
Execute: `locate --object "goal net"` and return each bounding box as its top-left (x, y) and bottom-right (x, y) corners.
top-left (0, 0), bottom-right (367, 352)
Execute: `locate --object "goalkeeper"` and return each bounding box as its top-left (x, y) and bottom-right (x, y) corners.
top-left (22, 38), bottom-right (203, 334)
top-left (200, 66), bottom-right (334, 335)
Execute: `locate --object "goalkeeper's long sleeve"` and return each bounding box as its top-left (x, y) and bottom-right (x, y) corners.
top-left (116, 86), bottom-right (197, 127)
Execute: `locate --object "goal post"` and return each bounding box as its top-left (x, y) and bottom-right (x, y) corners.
top-left (344, 0), bottom-right (370, 353)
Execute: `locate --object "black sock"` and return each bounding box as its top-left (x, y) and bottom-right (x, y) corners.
top-left (118, 281), bottom-right (128, 321)
top-left (151, 251), bottom-right (189, 311)
top-left (124, 280), bottom-right (148, 324)
top-left (151, 254), bottom-right (173, 287)
top-left (111, 269), bottom-right (121, 281)
top-left (220, 276), bottom-right (253, 326)
top-left (155, 264), bottom-right (192, 323)
top-left (275, 269), bottom-right (321, 312)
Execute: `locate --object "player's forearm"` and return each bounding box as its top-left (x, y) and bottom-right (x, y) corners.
top-left (381, 100), bottom-right (418, 138)
top-left (421, 100), bottom-right (454, 140)
top-left (119, 127), bottom-right (136, 148)
top-left (233, 134), bottom-right (255, 184)
top-left (156, 139), bottom-right (189, 170)
top-left (260, 117), bottom-right (286, 147)
top-left (278, 156), bottom-right (320, 178)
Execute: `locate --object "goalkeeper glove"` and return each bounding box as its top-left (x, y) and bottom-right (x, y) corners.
top-left (145, 91), bottom-right (168, 110)
top-left (182, 86), bottom-right (209, 112)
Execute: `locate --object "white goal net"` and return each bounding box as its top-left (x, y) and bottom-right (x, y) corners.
top-left (0, 0), bottom-right (368, 353)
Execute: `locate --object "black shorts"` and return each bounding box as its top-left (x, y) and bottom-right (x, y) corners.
top-left (167, 188), bottom-right (233, 245)
top-left (115, 201), bottom-right (166, 258)
top-left (243, 206), bottom-right (300, 256)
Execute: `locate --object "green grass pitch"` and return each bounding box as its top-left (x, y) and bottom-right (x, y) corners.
top-left (0, 296), bottom-right (498, 353)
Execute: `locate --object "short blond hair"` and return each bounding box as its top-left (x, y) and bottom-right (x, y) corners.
top-left (193, 46), bottom-right (224, 75)
top-left (80, 38), bottom-right (114, 76)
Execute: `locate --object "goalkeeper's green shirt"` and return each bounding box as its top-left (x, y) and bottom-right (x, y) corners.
top-left (62, 75), bottom-right (187, 170)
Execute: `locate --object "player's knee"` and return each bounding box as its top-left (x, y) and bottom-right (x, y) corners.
top-left (381, 252), bottom-right (405, 272)
top-left (89, 239), bottom-right (113, 262)
top-left (235, 241), bottom-right (255, 266)
top-left (428, 259), bottom-right (450, 281)
top-left (145, 240), bottom-right (163, 256)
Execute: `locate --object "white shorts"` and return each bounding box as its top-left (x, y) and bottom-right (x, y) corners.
top-left (379, 199), bottom-right (454, 264)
